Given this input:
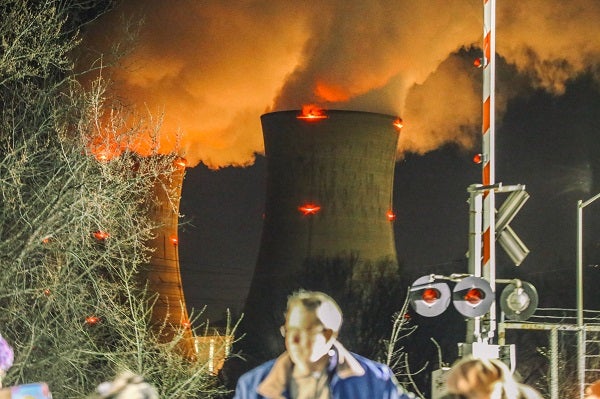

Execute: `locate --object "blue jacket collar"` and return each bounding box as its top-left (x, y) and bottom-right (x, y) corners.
top-left (256, 341), bottom-right (365, 398)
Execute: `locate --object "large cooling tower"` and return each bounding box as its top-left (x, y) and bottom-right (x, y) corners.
top-left (241, 110), bottom-right (401, 361)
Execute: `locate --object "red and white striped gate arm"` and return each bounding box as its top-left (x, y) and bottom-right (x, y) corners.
top-left (482, 0), bottom-right (497, 340)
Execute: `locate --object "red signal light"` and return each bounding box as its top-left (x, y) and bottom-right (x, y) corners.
top-left (473, 58), bottom-right (483, 68)
top-left (464, 288), bottom-right (485, 305)
top-left (85, 315), bottom-right (100, 325)
top-left (298, 204), bottom-right (321, 215)
top-left (473, 153), bottom-right (482, 164)
top-left (97, 152), bottom-right (109, 161)
top-left (174, 157), bottom-right (187, 169)
top-left (92, 231), bottom-right (110, 241)
top-left (422, 288), bottom-right (441, 304)
top-left (386, 210), bottom-right (396, 221)
top-left (393, 118), bottom-right (404, 130)
top-left (297, 105), bottom-right (328, 121)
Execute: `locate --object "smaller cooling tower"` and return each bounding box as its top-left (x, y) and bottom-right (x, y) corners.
top-left (241, 110), bottom-right (401, 361)
top-left (144, 158), bottom-right (233, 366)
top-left (144, 158), bottom-right (194, 353)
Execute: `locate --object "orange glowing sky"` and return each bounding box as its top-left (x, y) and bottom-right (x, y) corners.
top-left (85, 0), bottom-right (600, 168)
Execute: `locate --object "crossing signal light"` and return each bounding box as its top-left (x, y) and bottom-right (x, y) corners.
top-left (409, 275), bottom-right (451, 317)
top-left (499, 281), bottom-right (538, 321)
top-left (464, 288), bottom-right (485, 305)
top-left (409, 274), bottom-right (538, 320)
top-left (422, 288), bottom-right (441, 304)
top-left (453, 276), bottom-right (494, 318)
top-left (410, 275), bottom-right (499, 318)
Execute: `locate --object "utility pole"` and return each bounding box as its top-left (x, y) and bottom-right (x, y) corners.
top-left (577, 192), bottom-right (600, 399)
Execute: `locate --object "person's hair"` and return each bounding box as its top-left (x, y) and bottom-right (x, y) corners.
top-left (286, 290), bottom-right (343, 333)
top-left (587, 380), bottom-right (600, 398)
top-left (445, 356), bottom-right (518, 398)
top-left (95, 371), bottom-right (159, 399)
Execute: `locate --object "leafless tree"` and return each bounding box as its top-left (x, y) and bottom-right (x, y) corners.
top-left (0, 1), bottom-right (228, 397)
top-left (384, 293), bottom-right (428, 399)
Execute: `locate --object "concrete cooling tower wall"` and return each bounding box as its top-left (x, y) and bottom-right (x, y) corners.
top-left (241, 110), bottom-right (401, 361)
top-left (144, 160), bottom-right (194, 353)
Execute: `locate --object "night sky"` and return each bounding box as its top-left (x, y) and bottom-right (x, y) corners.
top-left (85, 0), bottom-right (600, 363)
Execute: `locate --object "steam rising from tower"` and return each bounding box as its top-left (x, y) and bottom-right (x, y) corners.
top-left (241, 110), bottom-right (401, 359)
top-left (87, 1), bottom-right (600, 169)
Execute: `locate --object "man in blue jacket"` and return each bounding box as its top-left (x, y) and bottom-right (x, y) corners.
top-left (234, 291), bottom-right (414, 399)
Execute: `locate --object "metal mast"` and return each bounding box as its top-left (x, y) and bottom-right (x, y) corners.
top-left (481, 0), bottom-right (497, 342)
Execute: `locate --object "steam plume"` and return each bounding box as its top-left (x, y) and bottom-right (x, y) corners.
top-left (86, 1), bottom-right (600, 168)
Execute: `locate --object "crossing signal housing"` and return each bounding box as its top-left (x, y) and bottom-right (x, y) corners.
top-left (409, 275), bottom-right (494, 318)
top-left (409, 275), bottom-right (451, 317)
top-left (499, 281), bottom-right (538, 321)
top-left (408, 270), bottom-right (538, 331)
top-left (452, 276), bottom-right (494, 318)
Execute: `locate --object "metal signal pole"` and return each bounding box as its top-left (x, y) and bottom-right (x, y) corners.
top-left (481, 0), bottom-right (497, 342)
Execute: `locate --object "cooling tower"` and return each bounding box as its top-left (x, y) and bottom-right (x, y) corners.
top-left (241, 110), bottom-right (401, 361)
top-left (144, 158), bottom-right (232, 366)
top-left (144, 158), bottom-right (194, 352)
